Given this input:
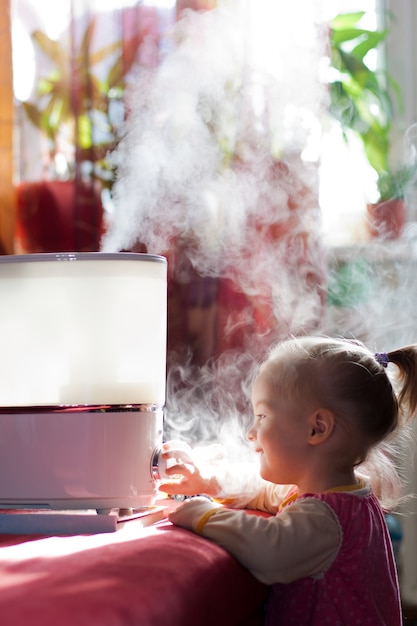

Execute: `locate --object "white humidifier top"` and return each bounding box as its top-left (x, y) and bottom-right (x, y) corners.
top-left (0, 252), bottom-right (167, 408)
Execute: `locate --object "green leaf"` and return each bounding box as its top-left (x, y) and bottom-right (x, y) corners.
top-left (362, 126), bottom-right (389, 173)
top-left (331, 12), bottom-right (365, 31)
top-left (338, 50), bottom-right (372, 88)
top-left (90, 41), bottom-right (121, 66)
top-left (77, 113), bottom-right (93, 149)
top-left (32, 30), bottom-right (67, 67)
top-left (37, 74), bottom-right (61, 96)
top-left (107, 56), bottom-right (125, 89)
top-left (377, 164), bottom-right (417, 200)
top-left (22, 102), bottom-right (42, 129)
top-left (79, 18), bottom-right (96, 63)
top-left (331, 27), bottom-right (371, 46)
top-left (350, 30), bottom-right (387, 61)
top-left (327, 258), bottom-right (373, 307)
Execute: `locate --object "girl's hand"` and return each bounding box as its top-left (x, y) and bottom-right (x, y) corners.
top-left (157, 440), bottom-right (226, 497)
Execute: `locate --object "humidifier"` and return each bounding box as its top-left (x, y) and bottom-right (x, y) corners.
top-left (0, 252), bottom-right (167, 513)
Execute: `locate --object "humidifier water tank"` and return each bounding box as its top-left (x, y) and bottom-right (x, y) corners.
top-left (0, 253), bottom-right (167, 510)
top-left (0, 252), bottom-right (167, 407)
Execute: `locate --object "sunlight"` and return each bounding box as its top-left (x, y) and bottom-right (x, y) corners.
top-left (26, 0), bottom-right (71, 40)
top-left (11, 20), bottom-right (35, 102)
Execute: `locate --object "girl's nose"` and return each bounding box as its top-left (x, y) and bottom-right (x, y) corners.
top-left (246, 424), bottom-right (256, 442)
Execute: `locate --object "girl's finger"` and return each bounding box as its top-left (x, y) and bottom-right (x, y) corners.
top-left (164, 462), bottom-right (194, 477)
top-left (161, 448), bottom-right (194, 464)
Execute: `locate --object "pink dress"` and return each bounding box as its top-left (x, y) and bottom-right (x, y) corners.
top-left (266, 490), bottom-right (402, 625)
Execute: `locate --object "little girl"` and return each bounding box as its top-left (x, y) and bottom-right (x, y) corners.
top-left (159, 335), bottom-right (417, 625)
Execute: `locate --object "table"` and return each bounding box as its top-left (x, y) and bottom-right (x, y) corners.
top-left (0, 503), bottom-right (268, 626)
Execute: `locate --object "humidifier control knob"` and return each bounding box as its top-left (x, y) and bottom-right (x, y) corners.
top-left (151, 446), bottom-right (167, 481)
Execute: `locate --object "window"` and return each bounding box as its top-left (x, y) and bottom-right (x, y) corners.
top-left (320, 0), bottom-right (382, 246)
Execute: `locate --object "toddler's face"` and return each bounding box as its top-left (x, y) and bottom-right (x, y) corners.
top-left (247, 366), bottom-right (310, 485)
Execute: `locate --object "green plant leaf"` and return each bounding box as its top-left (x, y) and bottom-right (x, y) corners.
top-left (327, 9), bottom-right (406, 202)
top-left (376, 163), bottom-right (417, 200)
top-left (331, 12), bottom-right (365, 30)
top-left (90, 41), bottom-right (121, 66)
top-left (79, 18), bottom-right (96, 63)
top-left (350, 30), bottom-right (387, 61)
top-left (22, 102), bottom-right (42, 128)
top-left (32, 30), bottom-right (67, 67)
top-left (107, 55), bottom-right (126, 90)
top-left (77, 113), bottom-right (93, 149)
top-left (327, 258), bottom-right (373, 307)
top-left (338, 50), bottom-right (373, 88)
top-left (331, 27), bottom-right (371, 46)
top-left (362, 126), bottom-right (389, 173)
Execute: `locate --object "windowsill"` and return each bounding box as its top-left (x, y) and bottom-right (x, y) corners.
top-left (325, 234), bottom-right (417, 264)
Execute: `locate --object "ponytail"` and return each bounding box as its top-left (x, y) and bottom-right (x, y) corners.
top-left (385, 345), bottom-right (417, 420)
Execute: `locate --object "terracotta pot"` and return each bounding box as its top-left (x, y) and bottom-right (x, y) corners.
top-left (367, 198), bottom-right (405, 240)
top-left (16, 180), bottom-right (104, 253)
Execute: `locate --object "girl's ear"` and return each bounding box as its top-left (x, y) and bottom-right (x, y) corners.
top-left (307, 409), bottom-right (335, 445)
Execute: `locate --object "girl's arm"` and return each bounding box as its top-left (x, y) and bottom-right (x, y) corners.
top-left (169, 496), bottom-right (341, 584)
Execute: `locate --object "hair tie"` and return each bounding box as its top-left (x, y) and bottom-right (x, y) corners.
top-left (375, 352), bottom-right (389, 368)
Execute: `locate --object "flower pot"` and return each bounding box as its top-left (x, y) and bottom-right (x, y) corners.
top-left (367, 198), bottom-right (405, 240)
top-left (16, 180), bottom-right (104, 253)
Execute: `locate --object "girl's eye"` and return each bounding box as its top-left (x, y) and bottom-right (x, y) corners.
top-left (256, 414), bottom-right (266, 421)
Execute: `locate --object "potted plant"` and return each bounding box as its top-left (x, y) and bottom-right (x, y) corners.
top-left (328, 10), bottom-right (413, 238)
top-left (367, 163), bottom-right (416, 238)
top-left (16, 17), bottom-right (144, 252)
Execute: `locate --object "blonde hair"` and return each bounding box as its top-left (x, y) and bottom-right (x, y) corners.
top-left (261, 335), bottom-right (417, 510)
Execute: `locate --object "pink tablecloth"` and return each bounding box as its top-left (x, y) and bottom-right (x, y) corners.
top-left (0, 514), bottom-right (268, 626)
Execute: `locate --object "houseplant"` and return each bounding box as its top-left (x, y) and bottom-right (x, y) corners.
top-left (328, 10), bottom-right (414, 238)
top-left (17, 17), bottom-right (144, 252)
top-left (367, 163), bottom-right (416, 237)
top-left (21, 17), bottom-right (140, 188)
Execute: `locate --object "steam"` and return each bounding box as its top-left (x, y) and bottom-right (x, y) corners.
top-left (100, 1), bottom-right (329, 449)
top-left (101, 2), bottom-right (417, 466)
top-left (102, 1), bottom-right (326, 278)
top-left (324, 237), bottom-right (417, 352)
